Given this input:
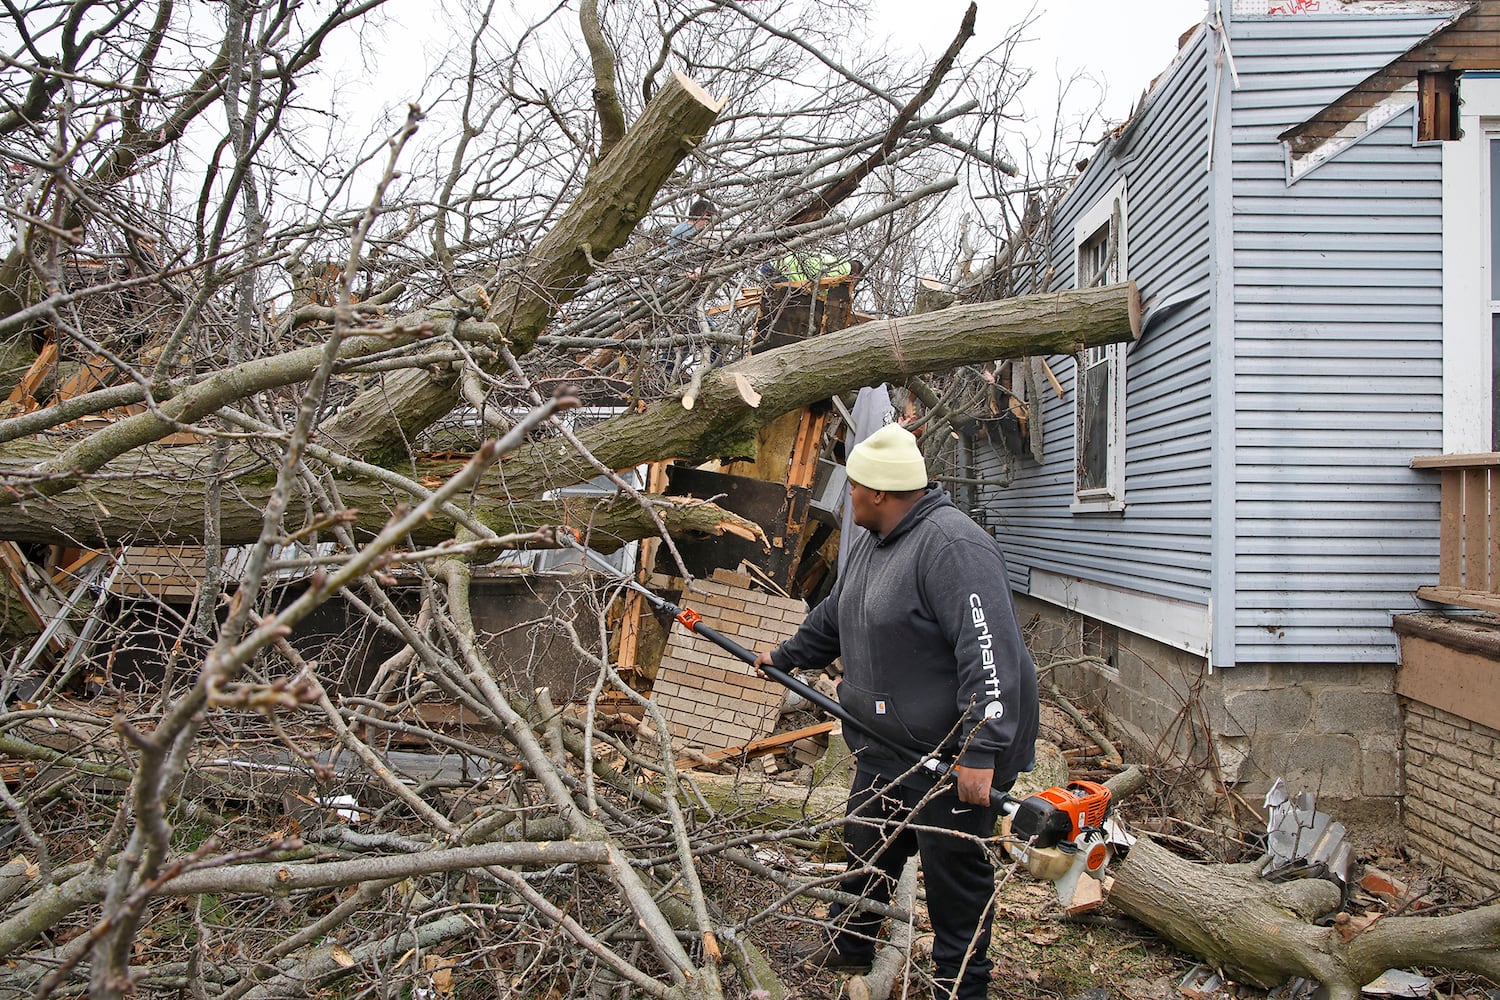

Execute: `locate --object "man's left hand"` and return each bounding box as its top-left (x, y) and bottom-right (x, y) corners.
top-left (954, 765), bottom-right (995, 807)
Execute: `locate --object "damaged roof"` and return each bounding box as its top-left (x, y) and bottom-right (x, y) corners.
top-left (1279, 0), bottom-right (1493, 161)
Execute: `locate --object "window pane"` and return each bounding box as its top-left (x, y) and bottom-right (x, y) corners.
top-left (1492, 139), bottom-right (1500, 301)
top-left (1079, 224), bottom-right (1114, 288)
top-left (1077, 355), bottom-right (1111, 492)
top-left (1493, 313), bottom-right (1500, 451)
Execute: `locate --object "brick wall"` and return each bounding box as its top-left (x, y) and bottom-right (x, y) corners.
top-left (111, 545), bottom-right (208, 601)
top-left (650, 569), bottom-right (809, 754)
top-left (1403, 700), bottom-right (1500, 894)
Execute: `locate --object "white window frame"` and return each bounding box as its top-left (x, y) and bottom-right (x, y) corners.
top-left (1441, 77), bottom-right (1500, 453)
top-left (1071, 179), bottom-right (1128, 512)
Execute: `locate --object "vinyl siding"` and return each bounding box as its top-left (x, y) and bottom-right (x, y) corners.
top-left (1228, 13), bottom-right (1446, 664)
top-left (979, 28), bottom-right (1215, 611)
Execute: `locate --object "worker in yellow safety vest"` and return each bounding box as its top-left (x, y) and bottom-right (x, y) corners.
top-left (762, 251), bottom-right (858, 285)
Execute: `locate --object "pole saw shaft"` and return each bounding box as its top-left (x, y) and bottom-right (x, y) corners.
top-left (558, 532), bottom-right (1014, 811)
top-left (679, 606), bottom-right (1013, 811)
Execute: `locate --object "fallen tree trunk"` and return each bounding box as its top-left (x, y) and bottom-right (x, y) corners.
top-left (1, 70), bottom-right (727, 504)
top-left (1102, 773), bottom-right (1500, 1000)
top-left (0, 472), bottom-right (763, 549)
top-left (317, 69), bottom-right (732, 461)
top-left (492, 280), bottom-right (1140, 498)
top-left (0, 282), bottom-right (1138, 547)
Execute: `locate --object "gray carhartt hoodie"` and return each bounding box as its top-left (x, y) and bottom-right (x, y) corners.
top-left (770, 488), bottom-right (1038, 783)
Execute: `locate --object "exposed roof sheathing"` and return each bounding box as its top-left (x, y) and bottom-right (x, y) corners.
top-left (1279, 1), bottom-right (1496, 158)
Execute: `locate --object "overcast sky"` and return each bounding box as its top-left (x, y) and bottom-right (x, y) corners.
top-left (324, 1), bottom-right (1213, 142)
top-left (872, 0), bottom-right (1211, 133)
top-left (296, 0), bottom-right (1216, 214)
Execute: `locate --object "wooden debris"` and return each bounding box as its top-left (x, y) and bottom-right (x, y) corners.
top-left (674, 720), bottom-right (836, 771)
top-left (4, 342), bottom-right (57, 411)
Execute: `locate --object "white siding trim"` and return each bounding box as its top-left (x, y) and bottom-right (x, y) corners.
top-left (1031, 568), bottom-right (1211, 656)
top-left (1441, 75), bottom-right (1500, 453)
top-left (1285, 91), bottom-right (1419, 183)
top-left (1210, 25), bottom-right (1237, 671)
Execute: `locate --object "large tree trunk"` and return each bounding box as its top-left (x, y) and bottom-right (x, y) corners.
top-left (493, 281), bottom-right (1139, 499)
top-left (1100, 774), bottom-right (1500, 1000)
top-left (1109, 838), bottom-right (1500, 1000)
top-left (317, 70), bottom-right (731, 461)
top-left (0, 283), bottom-right (1138, 547)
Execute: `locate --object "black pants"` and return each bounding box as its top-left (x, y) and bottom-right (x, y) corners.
top-left (828, 765), bottom-right (1009, 1000)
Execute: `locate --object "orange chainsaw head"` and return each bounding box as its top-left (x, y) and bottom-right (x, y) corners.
top-left (1030, 780), bottom-right (1112, 840)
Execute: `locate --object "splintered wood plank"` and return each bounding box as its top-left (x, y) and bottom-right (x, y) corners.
top-left (52, 549), bottom-right (104, 586)
top-left (615, 590), bottom-right (646, 670)
top-left (5, 342), bottom-right (58, 409)
top-left (787, 406), bottom-right (827, 490)
top-left (1462, 468), bottom-right (1487, 589)
top-left (54, 354), bottom-right (118, 400)
top-left (676, 720), bottom-right (836, 770)
top-left (0, 542), bottom-right (48, 631)
top-left (1438, 471), bottom-right (1461, 588)
top-left (705, 287), bottom-right (762, 317)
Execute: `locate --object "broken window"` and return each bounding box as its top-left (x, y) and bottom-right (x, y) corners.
top-left (1072, 181), bottom-right (1128, 511)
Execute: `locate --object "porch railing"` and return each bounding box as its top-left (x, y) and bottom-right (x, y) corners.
top-left (1410, 452), bottom-right (1500, 614)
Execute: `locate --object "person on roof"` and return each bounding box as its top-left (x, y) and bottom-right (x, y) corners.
top-left (664, 198), bottom-right (718, 263)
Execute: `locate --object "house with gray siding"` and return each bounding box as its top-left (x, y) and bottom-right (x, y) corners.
top-left (976, 0), bottom-right (1500, 889)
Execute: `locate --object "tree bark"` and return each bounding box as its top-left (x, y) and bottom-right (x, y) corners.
top-left (581, 0), bottom-right (627, 161)
top-left (1098, 767), bottom-right (1500, 1000)
top-left (315, 69), bottom-right (726, 461)
top-left (0, 282), bottom-right (1137, 547)
top-left (1108, 837), bottom-right (1500, 1000)
top-left (474, 280), bottom-right (1140, 499)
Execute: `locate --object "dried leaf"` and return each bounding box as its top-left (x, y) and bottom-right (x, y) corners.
top-left (422, 953), bottom-right (455, 993)
top-left (1333, 911), bottom-right (1380, 943)
top-left (1023, 928), bottom-right (1061, 946)
top-left (330, 944), bottom-right (356, 968)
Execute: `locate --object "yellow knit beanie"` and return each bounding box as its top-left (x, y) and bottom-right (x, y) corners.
top-left (846, 424), bottom-right (928, 491)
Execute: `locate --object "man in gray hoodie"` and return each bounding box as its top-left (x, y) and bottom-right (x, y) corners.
top-left (756, 422), bottom-right (1038, 1000)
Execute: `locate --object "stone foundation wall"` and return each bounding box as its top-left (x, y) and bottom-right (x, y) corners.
top-left (1016, 594), bottom-right (1402, 834)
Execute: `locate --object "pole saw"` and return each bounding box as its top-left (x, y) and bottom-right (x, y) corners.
top-left (558, 530), bottom-right (1116, 903)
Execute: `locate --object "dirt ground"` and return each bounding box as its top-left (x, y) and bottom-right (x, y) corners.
top-left (765, 698), bottom-right (1500, 1000)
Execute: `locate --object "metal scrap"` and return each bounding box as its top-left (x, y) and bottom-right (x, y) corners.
top-left (1263, 778), bottom-right (1352, 885)
top-left (1179, 964), bottom-right (1232, 999)
top-left (1361, 970), bottom-right (1433, 998)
